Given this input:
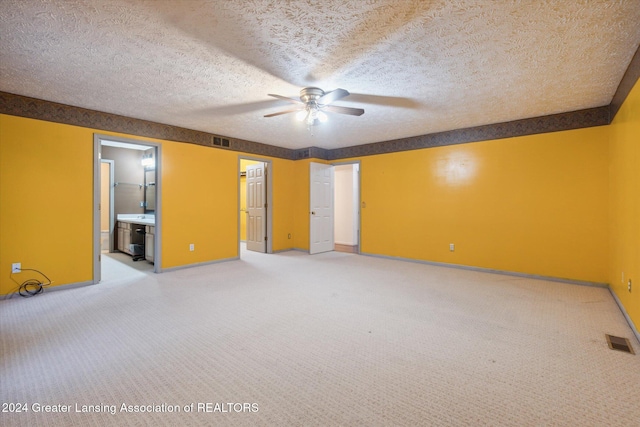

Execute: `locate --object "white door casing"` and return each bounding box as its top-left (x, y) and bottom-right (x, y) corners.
top-left (246, 163), bottom-right (267, 253)
top-left (94, 134), bottom-right (162, 284)
top-left (310, 162), bottom-right (334, 254)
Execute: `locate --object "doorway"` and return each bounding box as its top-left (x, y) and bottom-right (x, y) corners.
top-left (93, 134), bottom-right (161, 283)
top-left (334, 163), bottom-right (360, 253)
top-left (238, 157), bottom-right (273, 256)
top-left (309, 161), bottom-right (360, 255)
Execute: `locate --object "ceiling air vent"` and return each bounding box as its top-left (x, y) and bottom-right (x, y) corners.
top-left (298, 149), bottom-right (310, 159)
top-left (213, 137), bottom-right (221, 146)
top-left (222, 138), bottom-right (230, 147)
top-left (605, 334), bottom-right (635, 354)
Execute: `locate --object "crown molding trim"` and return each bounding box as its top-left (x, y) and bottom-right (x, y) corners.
top-left (0, 92), bottom-right (295, 160)
top-left (327, 106), bottom-right (610, 160)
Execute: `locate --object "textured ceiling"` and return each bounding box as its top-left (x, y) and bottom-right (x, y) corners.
top-left (1, 0), bottom-right (639, 150)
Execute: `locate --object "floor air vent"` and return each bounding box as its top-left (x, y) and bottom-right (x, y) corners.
top-left (605, 334), bottom-right (635, 354)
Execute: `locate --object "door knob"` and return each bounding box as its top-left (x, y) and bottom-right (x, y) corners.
top-left (311, 211), bottom-right (316, 215)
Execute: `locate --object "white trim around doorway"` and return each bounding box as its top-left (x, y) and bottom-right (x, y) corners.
top-left (331, 160), bottom-right (361, 254)
top-left (93, 134), bottom-right (162, 284)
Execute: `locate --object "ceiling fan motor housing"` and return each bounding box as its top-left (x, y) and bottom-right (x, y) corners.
top-left (300, 87), bottom-right (325, 103)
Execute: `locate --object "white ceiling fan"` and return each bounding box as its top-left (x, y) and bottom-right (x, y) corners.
top-left (264, 87), bottom-right (364, 125)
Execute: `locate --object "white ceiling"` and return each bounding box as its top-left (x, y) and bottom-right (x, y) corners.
top-left (1, 0), bottom-right (639, 150)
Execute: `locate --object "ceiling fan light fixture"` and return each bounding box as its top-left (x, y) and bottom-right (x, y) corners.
top-left (296, 109), bottom-right (308, 121)
top-left (306, 112), bottom-right (316, 125)
top-left (265, 87), bottom-right (363, 125)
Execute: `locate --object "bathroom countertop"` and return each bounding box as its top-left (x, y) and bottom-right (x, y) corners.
top-left (116, 214), bottom-right (155, 226)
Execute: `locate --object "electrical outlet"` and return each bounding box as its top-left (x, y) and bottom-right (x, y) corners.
top-left (12, 263), bottom-right (21, 273)
top-left (189, 243), bottom-right (195, 251)
top-left (288, 233), bottom-right (291, 239)
top-left (628, 279), bottom-right (632, 293)
top-left (449, 243), bottom-right (455, 252)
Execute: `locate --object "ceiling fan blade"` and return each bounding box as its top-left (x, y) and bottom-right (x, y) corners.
top-left (267, 94), bottom-right (304, 104)
top-left (317, 88), bottom-right (350, 105)
top-left (192, 100), bottom-right (280, 116)
top-left (347, 93), bottom-right (420, 109)
top-left (323, 105), bottom-right (365, 116)
top-left (264, 107), bottom-right (303, 118)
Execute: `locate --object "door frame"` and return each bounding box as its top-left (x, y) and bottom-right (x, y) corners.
top-left (238, 155), bottom-right (273, 255)
top-left (331, 160), bottom-right (362, 253)
top-left (93, 134), bottom-right (162, 283)
top-left (100, 159), bottom-right (115, 252)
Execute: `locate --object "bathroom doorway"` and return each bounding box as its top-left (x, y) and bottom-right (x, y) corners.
top-left (93, 134), bottom-right (162, 283)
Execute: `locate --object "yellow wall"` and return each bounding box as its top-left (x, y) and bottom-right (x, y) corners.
top-left (355, 126), bottom-right (610, 283)
top-left (609, 78), bottom-right (640, 330)
top-left (292, 159), bottom-right (312, 250)
top-left (161, 149), bottom-right (297, 264)
top-left (270, 157), bottom-right (296, 250)
top-left (0, 114), bottom-right (298, 294)
top-left (0, 115), bottom-right (94, 293)
top-left (161, 142), bottom-right (238, 267)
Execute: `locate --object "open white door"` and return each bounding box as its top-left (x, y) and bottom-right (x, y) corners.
top-left (246, 163), bottom-right (267, 253)
top-left (310, 162), bottom-right (334, 254)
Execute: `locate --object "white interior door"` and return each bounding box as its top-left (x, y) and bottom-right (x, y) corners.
top-left (310, 162), bottom-right (334, 254)
top-left (246, 163), bottom-right (266, 252)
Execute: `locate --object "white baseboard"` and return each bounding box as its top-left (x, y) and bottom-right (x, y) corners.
top-left (162, 256), bottom-right (239, 272)
top-left (608, 288), bottom-right (640, 345)
top-left (272, 247), bottom-right (308, 254)
top-left (1, 280), bottom-right (94, 300)
top-left (360, 252), bottom-right (608, 288)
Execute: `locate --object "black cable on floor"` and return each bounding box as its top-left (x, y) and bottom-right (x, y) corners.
top-left (8, 268), bottom-right (53, 298)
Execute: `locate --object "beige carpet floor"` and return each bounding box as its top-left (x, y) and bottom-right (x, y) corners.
top-left (1, 247), bottom-right (639, 426)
